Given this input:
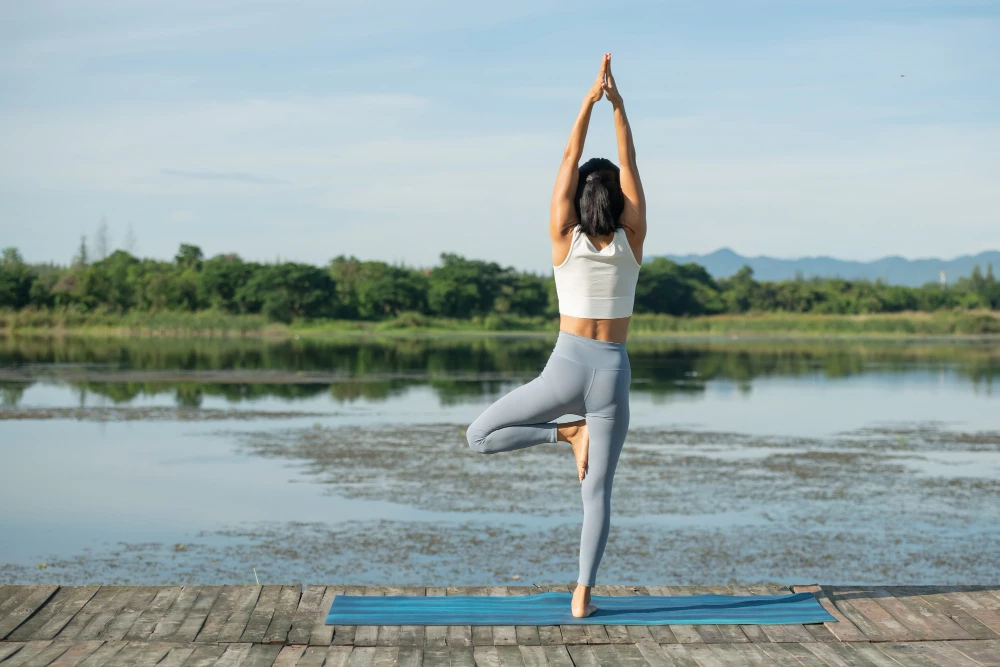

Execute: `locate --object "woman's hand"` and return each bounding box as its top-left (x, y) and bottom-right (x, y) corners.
top-left (602, 54), bottom-right (623, 107)
top-left (585, 53), bottom-right (610, 105)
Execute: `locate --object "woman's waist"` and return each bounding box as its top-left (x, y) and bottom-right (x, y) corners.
top-left (552, 330), bottom-right (629, 369)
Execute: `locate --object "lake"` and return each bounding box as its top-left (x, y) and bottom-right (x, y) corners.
top-left (1, 334), bottom-right (997, 587)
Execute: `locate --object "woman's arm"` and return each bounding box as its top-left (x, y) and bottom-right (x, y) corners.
top-left (604, 58), bottom-right (647, 244)
top-left (550, 55), bottom-right (609, 241)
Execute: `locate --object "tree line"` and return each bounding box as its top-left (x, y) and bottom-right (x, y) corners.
top-left (0, 242), bottom-right (997, 323)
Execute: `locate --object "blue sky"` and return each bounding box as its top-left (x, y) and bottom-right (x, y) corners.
top-left (1, 1), bottom-right (998, 273)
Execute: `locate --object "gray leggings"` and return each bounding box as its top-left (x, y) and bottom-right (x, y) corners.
top-left (466, 331), bottom-right (630, 587)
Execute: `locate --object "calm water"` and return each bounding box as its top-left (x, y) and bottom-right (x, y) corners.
top-left (1, 334), bottom-right (998, 586)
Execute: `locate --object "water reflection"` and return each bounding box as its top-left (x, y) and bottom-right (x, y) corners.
top-left (1, 334), bottom-right (996, 408)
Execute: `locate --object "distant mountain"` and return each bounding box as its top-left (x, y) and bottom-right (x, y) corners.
top-left (657, 248), bottom-right (1000, 288)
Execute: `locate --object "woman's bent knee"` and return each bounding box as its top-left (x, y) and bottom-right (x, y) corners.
top-left (465, 423), bottom-right (489, 453)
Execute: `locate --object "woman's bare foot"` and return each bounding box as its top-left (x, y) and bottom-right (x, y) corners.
top-left (557, 419), bottom-right (589, 482)
top-left (571, 584), bottom-right (597, 618)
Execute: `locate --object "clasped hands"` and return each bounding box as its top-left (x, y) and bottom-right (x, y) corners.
top-left (586, 52), bottom-right (623, 107)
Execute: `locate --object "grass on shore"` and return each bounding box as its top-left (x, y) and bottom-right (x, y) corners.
top-left (2, 308), bottom-right (999, 339)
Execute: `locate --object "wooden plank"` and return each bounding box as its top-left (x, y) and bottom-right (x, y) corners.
top-left (921, 640), bottom-right (991, 667)
top-left (331, 586), bottom-right (362, 647)
top-left (397, 586), bottom-right (426, 649)
top-left (240, 584), bottom-right (284, 644)
top-left (538, 584), bottom-right (592, 655)
top-left (0, 586), bottom-right (60, 640)
top-left (424, 587), bottom-right (447, 649)
top-left (450, 646), bottom-right (475, 667)
top-left (179, 643), bottom-right (228, 667)
top-left (75, 640), bottom-right (128, 667)
top-left (633, 641), bottom-right (681, 667)
top-left (0, 643), bottom-right (26, 662)
top-left (214, 642), bottom-right (254, 667)
top-left (875, 641), bottom-right (958, 667)
top-left (354, 586), bottom-right (382, 648)
top-left (323, 646), bottom-right (354, 667)
top-left (126, 641), bottom-right (174, 666)
top-left (748, 642), bottom-right (823, 667)
top-left (446, 586), bottom-right (473, 648)
top-left (707, 643), bottom-right (764, 666)
top-left (467, 586), bottom-right (493, 647)
top-left (423, 647), bottom-right (450, 667)
top-left (0, 586), bottom-right (29, 617)
top-left (614, 642), bottom-right (656, 666)
top-left (790, 584), bottom-right (869, 642)
top-left (0, 640), bottom-right (54, 667)
top-left (8, 586), bottom-right (98, 642)
top-left (659, 644), bottom-right (709, 667)
top-left (377, 586), bottom-right (406, 647)
top-left (14, 638), bottom-right (73, 667)
top-left (677, 643), bottom-right (733, 667)
top-left (805, 641), bottom-right (889, 667)
top-left (372, 646), bottom-right (399, 667)
top-left (541, 645), bottom-right (574, 667)
top-left (148, 586), bottom-right (203, 641)
top-left (473, 645), bottom-right (501, 667)
top-left (272, 644), bottom-right (307, 667)
top-left (264, 584), bottom-right (303, 644)
top-left (823, 585), bottom-right (914, 642)
top-left (45, 640), bottom-right (106, 667)
top-left (947, 588), bottom-right (1000, 635)
top-left (52, 587), bottom-right (121, 641)
top-left (155, 646), bottom-right (196, 667)
top-left (592, 584), bottom-right (629, 644)
top-left (216, 585), bottom-right (263, 643)
top-left (316, 586), bottom-right (345, 646)
top-left (296, 645), bottom-right (331, 667)
top-left (495, 644), bottom-right (525, 666)
top-left (900, 587), bottom-right (1000, 640)
top-left (243, 643), bottom-right (285, 667)
top-left (658, 586), bottom-right (705, 644)
top-left (173, 586), bottom-right (224, 642)
top-left (286, 585), bottom-right (327, 646)
top-left (96, 586), bottom-right (160, 641)
top-left (123, 586), bottom-right (183, 641)
top-left (532, 585), bottom-right (565, 646)
top-left (193, 584), bottom-right (242, 643)
top-left (77, 587), bottom-right (140, 641)
top-left (565, 645), bottom-right (600, 666)
top-left (878, 586), bottom-right (976, 642)
top-left (346, 645), bottom-right (376, 667)
top-left (946, 639), bottom-right (1000, 666)
top-left (766, 642), bottom-right (829, 667)
top-left (517, 645), bottom-right (547, 667)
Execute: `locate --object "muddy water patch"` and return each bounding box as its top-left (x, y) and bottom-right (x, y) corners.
top-left (4, 518), bottom-right (996, 586)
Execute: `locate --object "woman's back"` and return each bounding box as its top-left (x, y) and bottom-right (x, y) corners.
top-left (553, 226), bottom-right (641, 320)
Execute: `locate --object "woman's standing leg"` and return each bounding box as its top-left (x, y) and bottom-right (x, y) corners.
top-left (466, 353), bottom-right (590, 454)
top-left (577, 361), bottom-right (631, 587)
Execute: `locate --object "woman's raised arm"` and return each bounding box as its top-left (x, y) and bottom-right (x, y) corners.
top-left (603, 56), bottom-right (647, 244)
top-left (549, 54), bottom-right (609, 241)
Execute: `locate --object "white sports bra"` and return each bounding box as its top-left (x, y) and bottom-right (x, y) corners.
top-left (552, 226), bottom-right (641, 319)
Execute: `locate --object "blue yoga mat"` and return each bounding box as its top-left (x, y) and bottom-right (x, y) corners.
top-left (326, 591), bottom-right (837, 625)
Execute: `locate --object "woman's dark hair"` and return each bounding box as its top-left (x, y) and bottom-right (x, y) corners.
top-left (574, 157), bottom-right (623, 237)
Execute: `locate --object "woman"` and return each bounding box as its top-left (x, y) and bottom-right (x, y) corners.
top-left (466, 52), bottom-right (646, 618)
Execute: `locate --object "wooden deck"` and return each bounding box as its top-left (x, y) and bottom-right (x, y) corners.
top-left (1, 584), bottom-right (998, 666)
